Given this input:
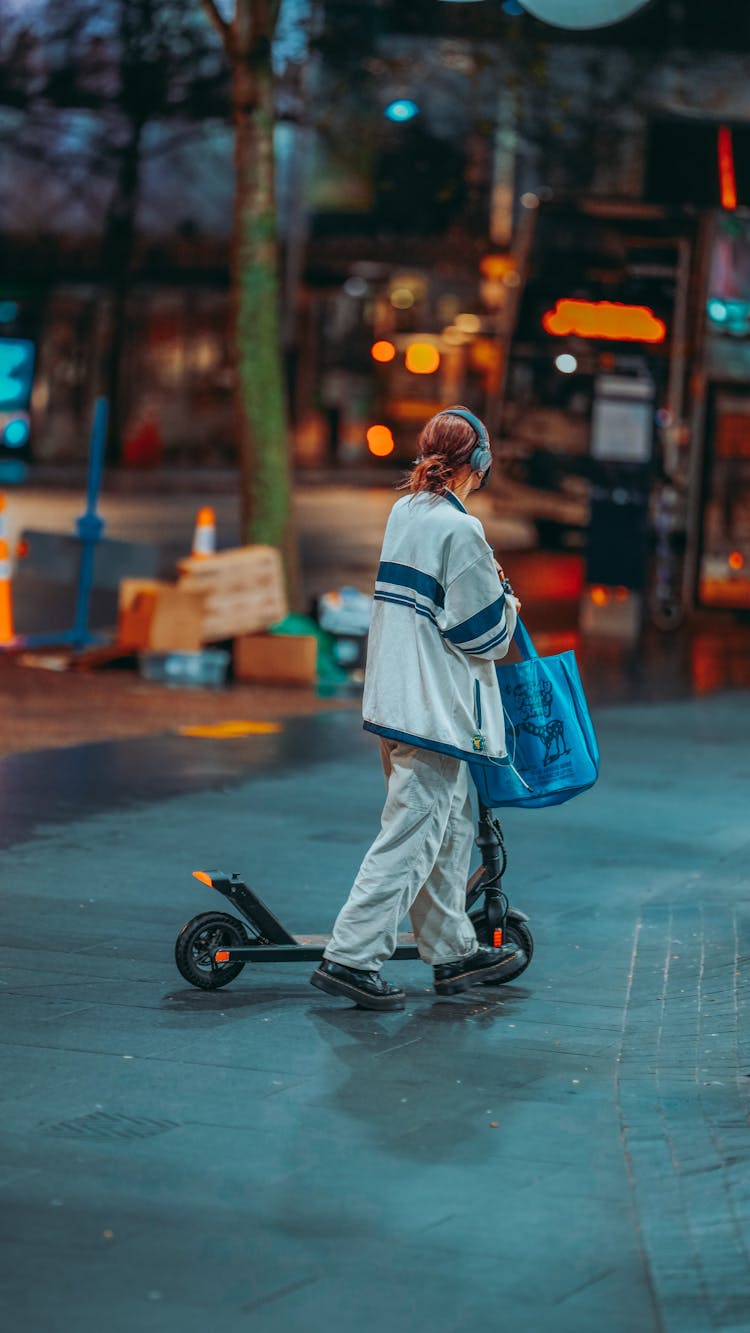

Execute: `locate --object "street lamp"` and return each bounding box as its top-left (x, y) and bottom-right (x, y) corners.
top-left (520, 1), bottom-right (651, 29)
top-left (555, 353), bottom-right (578, 374)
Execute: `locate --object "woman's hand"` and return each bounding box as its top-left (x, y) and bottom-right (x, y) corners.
top-left (494, 559), bottom-right (521, 610)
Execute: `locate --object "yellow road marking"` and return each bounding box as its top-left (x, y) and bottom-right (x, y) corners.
top-left (178, 720), bottom-right (283, 739)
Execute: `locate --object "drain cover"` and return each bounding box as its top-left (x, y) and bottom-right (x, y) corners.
top-left (44, 1111), bottom-right (179, 1140)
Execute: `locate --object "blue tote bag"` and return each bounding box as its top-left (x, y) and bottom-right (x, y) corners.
top-left (469, 619), bottom-right (599, 809)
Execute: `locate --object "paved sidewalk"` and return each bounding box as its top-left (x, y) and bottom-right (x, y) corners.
top-left (3, 620), bottom-right (750, 758)
top-left (0, 693), bottom-right (748, 1332)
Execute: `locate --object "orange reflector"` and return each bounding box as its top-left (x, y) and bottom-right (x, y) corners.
top-left (728, 550), bottom-right (745, 571)
top-left (492, 928), bottom-right (503, 947)
top-left (214, 950), bottom-right (230, 963)
top-left (192, 871), bottom-right (214, 887)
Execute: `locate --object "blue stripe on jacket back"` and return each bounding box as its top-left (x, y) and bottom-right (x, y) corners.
top-left (377, 561), bottom-right (445, 608)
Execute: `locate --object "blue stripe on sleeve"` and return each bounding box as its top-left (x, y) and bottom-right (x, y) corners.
top-left (373, 592), bottom-right (439, 626)
top-left (443, 595), bottom-right (506, 646)
top-left (468, 625), bottom-right (509, 654)
top-left (377, 561), bottom-right (445, 608)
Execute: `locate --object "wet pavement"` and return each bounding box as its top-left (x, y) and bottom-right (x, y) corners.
top-left (1, 688), bottom-right (749, 1333)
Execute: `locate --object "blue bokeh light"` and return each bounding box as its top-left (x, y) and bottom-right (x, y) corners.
top-left (555, 353), bottom-right (578, 375)
top-left (385, 99), bottom-right (420, 123)
top-left (0, 339), bottom-right (35, 409)
top-left (707, 299), bottom-right (728, 324)
top-left (3, 417), bottom-right (30, 448)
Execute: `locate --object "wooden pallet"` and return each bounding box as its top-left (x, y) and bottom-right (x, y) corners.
top-left (177, 546), bottom-right (287, 641)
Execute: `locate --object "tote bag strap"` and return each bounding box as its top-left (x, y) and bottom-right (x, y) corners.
top-left (512, 615), bottom-right (538, 661)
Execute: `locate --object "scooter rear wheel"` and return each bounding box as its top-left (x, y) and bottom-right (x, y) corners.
top-left (175, 912), bottom-right (248, 990)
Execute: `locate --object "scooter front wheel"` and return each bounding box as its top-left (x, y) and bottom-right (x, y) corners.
top-left (175, 912), bottom-right (248, 990)
top-left (470, 912), bottom-right (534, 984)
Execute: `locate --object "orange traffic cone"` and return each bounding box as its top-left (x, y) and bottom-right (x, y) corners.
top-left (0, 517), bottom-right (15, 645)
top-left (0, 493), bottom-right (14, 645)
top-left (190, 505), bottom-right (216, 559)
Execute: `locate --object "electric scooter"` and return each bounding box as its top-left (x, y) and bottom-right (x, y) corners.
top-left (174, 801), bottom-right (533, 992)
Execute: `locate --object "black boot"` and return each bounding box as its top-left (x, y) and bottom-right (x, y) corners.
top-left (311, 958), bottom-right (406, 1011)
top-left (433, 944), bottom-right (526, 996)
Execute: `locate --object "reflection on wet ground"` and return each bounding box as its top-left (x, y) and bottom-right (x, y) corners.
top-left (533, 623), bottom-right (750, 705)
top-left (481, 550), bottom-right (750, 705)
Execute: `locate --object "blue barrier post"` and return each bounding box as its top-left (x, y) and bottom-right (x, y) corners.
top-left (9, 396), bottom-right (111, 652)
top-left (71, 396), bottom-right (108, 648)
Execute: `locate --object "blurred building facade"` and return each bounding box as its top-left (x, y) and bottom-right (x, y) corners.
top-left (1, 0), bottom-right (749, 607)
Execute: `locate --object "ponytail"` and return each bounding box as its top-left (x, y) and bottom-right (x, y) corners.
top-left (401, 453), bottom-right (456, 495)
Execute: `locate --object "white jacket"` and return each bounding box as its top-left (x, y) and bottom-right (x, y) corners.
top-left (363, 490), bottom-right (517, 764)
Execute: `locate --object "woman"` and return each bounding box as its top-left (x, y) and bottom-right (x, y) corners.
top-left (311, 407), bottom-right (525, 1011)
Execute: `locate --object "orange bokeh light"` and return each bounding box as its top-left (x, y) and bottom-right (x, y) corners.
top-left (589, 586), bottom-right (609, 606)
top-left (542, 299), bottom-right (666, 344)
top-left (718, 125), bottom-right (737, 211)
top-left (405, 342), bottom-right (441, 374)
top-left (480, 254), bottom-right (517, 281)
top-left (728, 550), bottom-right (745, 571)
top-left (366, 424), bottom-right (395, 457)
top-left (371, 340), bottom-right (396, 363)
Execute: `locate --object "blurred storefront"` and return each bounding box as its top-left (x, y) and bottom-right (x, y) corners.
top-left (692, 213), bottom-right (750, 612)
top-left (0, 283), bottom-right (234, 469)
top-left (3, 0), bottom-right (750, 643)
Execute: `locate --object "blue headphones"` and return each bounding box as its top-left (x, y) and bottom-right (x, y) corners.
top-left (434, 406), bottom-right (493, 485)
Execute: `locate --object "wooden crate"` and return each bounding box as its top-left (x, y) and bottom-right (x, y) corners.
top-left (234, 632), bottom-right (317, 686)
top-left (177, 546), bottom-right (287, 641)
top-left (118, 579), bottom-right (204, 652)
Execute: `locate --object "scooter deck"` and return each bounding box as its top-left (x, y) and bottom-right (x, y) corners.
top-left (214, 935), bottom-right (421, 965)
top-left (295, 933), bottom-right (416, 947)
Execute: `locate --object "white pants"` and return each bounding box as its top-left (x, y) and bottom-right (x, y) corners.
top-left (325, 740), bottom-right (478, 970)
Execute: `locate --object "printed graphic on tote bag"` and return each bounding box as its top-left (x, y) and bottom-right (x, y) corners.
top-left (472, 620), bottom-right (598, 808)
top-left (512, 679), bottom-right (572, 768)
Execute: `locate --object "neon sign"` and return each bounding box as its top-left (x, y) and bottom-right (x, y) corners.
top-left (542, 299), bottom-right (666, 344)
top-left (0, 339), bottom-right (35, 409)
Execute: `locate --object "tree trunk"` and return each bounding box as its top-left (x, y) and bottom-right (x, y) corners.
top-left (231, 45), bottom-right (300, 608)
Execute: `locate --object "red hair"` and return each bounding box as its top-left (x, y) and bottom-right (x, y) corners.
top-left (401, 409), bottom-right (479, 494)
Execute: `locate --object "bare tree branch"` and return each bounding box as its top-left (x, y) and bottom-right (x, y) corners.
top-left (199, 0), bottom-right (231, 50)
